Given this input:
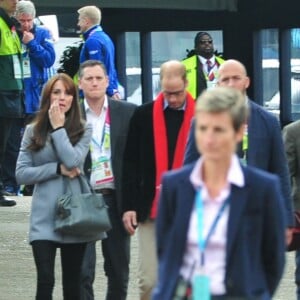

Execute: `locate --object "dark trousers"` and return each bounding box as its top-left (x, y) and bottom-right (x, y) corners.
top-left (80, 193), bottom-right (130, 300)
top-left (32, 240), bottom-right (87, 300)
top-left (2, 118), bottom-right (24, 191)
top-left (0, 117), bottom-right (14, 194)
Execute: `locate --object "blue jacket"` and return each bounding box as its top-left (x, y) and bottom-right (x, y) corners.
top-left (153, 164), bottom-right (285, 300)
top-left (23, 25), bottom-right (55, 114)
top-left (184, 100), bottom-right (294, 226)
top-left (80, 25), bottom-right (118, 97)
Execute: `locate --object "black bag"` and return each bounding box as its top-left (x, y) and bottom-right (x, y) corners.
top-left (54, 175), bottom-right (112, 237)
top-left (287, 211), bottom-right (300, 251)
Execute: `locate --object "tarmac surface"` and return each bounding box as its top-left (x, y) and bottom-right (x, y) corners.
top-left (0, 196), bottom-right (297, 299)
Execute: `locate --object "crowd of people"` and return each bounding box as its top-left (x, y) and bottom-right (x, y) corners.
top-left (0, 0), bottom-right (299, 299)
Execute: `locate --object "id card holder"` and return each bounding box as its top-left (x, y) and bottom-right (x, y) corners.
top-left (206, 80), bottom-right (217, 90)
top-left (13, 55), bottom-right (22, 79)
top-left (22, 57), bottom-right (31, 78)
top-left (192, 272), bottom-right (210, 300)
top-left (239, 157), bottom-right (246, 166)
top-left (93, 157), bottom-right (114, 185)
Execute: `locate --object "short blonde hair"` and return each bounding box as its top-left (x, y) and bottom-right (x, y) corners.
top-left (77, 6), bottom-right (101, 25)
top-left (196, 87), bottom-right (248, 132)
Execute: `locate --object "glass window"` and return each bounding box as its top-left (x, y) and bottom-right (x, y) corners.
top-left (126, 31), bottom-right (223, 105)
top-left (151, 31), bottom-right (223, 67)
top-left (262, 29), bottom-right (280, 116)
top-left (291, 28), bottom-right (300, 120)
top-left (262, 28), bottom-right (300, 120)
top-left (126, 32), bottom-right (142, 105)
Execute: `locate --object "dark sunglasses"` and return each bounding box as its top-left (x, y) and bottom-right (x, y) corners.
top-left (199, 39), bottom-right (213, 44)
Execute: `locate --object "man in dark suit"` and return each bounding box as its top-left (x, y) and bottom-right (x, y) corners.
top-left (78, 60), bottom-right (136, 300)
top-left (122, 60), bottom-right (195, 299)
top-left (184, 59), bottom-right (294, 236)
top-left (283, 121), bottom-right (300, 299)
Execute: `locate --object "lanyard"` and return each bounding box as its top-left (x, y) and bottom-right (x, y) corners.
top-left (195, 189), bottom-right (230, 266)
top-left (241, 124), bottom-right (248, 165)
top-left (91, 107), bottom-right (111, 153)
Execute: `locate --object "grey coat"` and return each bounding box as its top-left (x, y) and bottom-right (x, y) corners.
top-left (283, 120), bottom-right (300, 210)
top-left (16, 123), bottom-right (106, 243)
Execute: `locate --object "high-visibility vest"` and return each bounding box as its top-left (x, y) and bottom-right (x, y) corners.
top-left (182, 55), bottom-right (225, 99)
top-left (0, 17), bottom-right (23, 90)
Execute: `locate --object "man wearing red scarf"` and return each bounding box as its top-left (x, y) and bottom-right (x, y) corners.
top-left (122, 60), bottom-right (195, 300)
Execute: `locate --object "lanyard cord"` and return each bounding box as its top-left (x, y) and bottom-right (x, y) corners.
top-left (242, 125), bottom-right (248, 163)
top-left (91, 107), bottom-right (110, 152)
top-left (195, 189), bottom-right (230, 266)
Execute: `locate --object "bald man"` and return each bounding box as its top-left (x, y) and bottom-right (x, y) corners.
top-left (122, 60), bottom-right (195, 300)
top-left (184, 59), bottom-right (293, 242)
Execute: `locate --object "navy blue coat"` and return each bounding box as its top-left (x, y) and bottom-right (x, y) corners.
top-left (184, 100), bottom-right (294, 226)
top-left (153, 163), bottom-right (286, 300)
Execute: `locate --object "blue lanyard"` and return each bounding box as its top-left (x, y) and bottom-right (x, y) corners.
top-left (195, 189), bottom-right (230, 266)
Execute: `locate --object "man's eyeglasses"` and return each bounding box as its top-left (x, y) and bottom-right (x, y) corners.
top-left (199, 39), bottom-right (213, 45)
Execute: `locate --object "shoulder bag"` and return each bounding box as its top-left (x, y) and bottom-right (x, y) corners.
top-left (54, 174), bottom-right (112, 237)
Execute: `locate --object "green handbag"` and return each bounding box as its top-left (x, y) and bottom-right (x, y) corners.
top-left (54, 175), bottom-right (112, 237)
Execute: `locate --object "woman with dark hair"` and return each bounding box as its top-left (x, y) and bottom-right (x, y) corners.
top-left (16, 73), bottom-right (103, 300)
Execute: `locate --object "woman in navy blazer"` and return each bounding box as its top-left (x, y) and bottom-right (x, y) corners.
top-left (152, 87), bottom-right (286, 300)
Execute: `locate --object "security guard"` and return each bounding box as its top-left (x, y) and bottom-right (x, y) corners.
top-left (183, 31), bottom-right (225, 99)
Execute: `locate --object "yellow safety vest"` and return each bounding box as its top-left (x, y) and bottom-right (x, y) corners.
top-left (0, 17), bottom-right (23, 90)
top-left (182, 55), bottom-right (225, 99)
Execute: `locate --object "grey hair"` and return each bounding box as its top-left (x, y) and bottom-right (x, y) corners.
top-left (196, 87), bottom-right (249, 131)
top-left (16, 0), bottom-right (36, 18)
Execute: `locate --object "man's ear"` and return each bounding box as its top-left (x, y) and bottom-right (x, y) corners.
top-left (245, 76), bottom-right (250, 89)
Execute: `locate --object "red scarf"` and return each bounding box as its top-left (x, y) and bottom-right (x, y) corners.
top-left (150, 91), bottom-right (195, 218)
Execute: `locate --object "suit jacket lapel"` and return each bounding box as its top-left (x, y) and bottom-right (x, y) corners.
top-left (247, 101), bottom-right (256, 164)
top-left (108, 99), bottom-right (117, 160)
top-left (197, 59), bottom-right (207, 87)
top-left (176, 173), bottom-right (196, 255)
top-left (226, 179), bottom-right (249, 265)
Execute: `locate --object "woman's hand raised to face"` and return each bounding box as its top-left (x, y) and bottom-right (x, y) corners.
top-left (48, 100), bottom-right (65, 130)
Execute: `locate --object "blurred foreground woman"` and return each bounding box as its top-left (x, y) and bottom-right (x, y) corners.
top-left (153, 87), bottom-right (286, 300)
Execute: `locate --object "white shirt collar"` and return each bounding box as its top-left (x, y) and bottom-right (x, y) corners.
top-left (199, 55), bottom-right (216, 66)
top-left (190, 154), bottom-right (245, 190)
top-left (84, 95), bottom-right (108, 115)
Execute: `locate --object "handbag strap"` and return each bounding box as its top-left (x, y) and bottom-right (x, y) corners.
top-left (62, 174), bottom-right (95, 195)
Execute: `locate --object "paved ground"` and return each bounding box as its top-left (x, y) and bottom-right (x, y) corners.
top-left (0, 196), bottom-right (297, 299)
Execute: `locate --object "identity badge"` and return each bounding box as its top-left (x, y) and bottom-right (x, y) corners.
top-left (22, 57), bottom-right (31, 78)
top-left (192, 274), bottom-right (210, 300)
top-left (92, 157), bottom-right (114, 186)
top-left (13, 55), bottom-right (22, 79)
